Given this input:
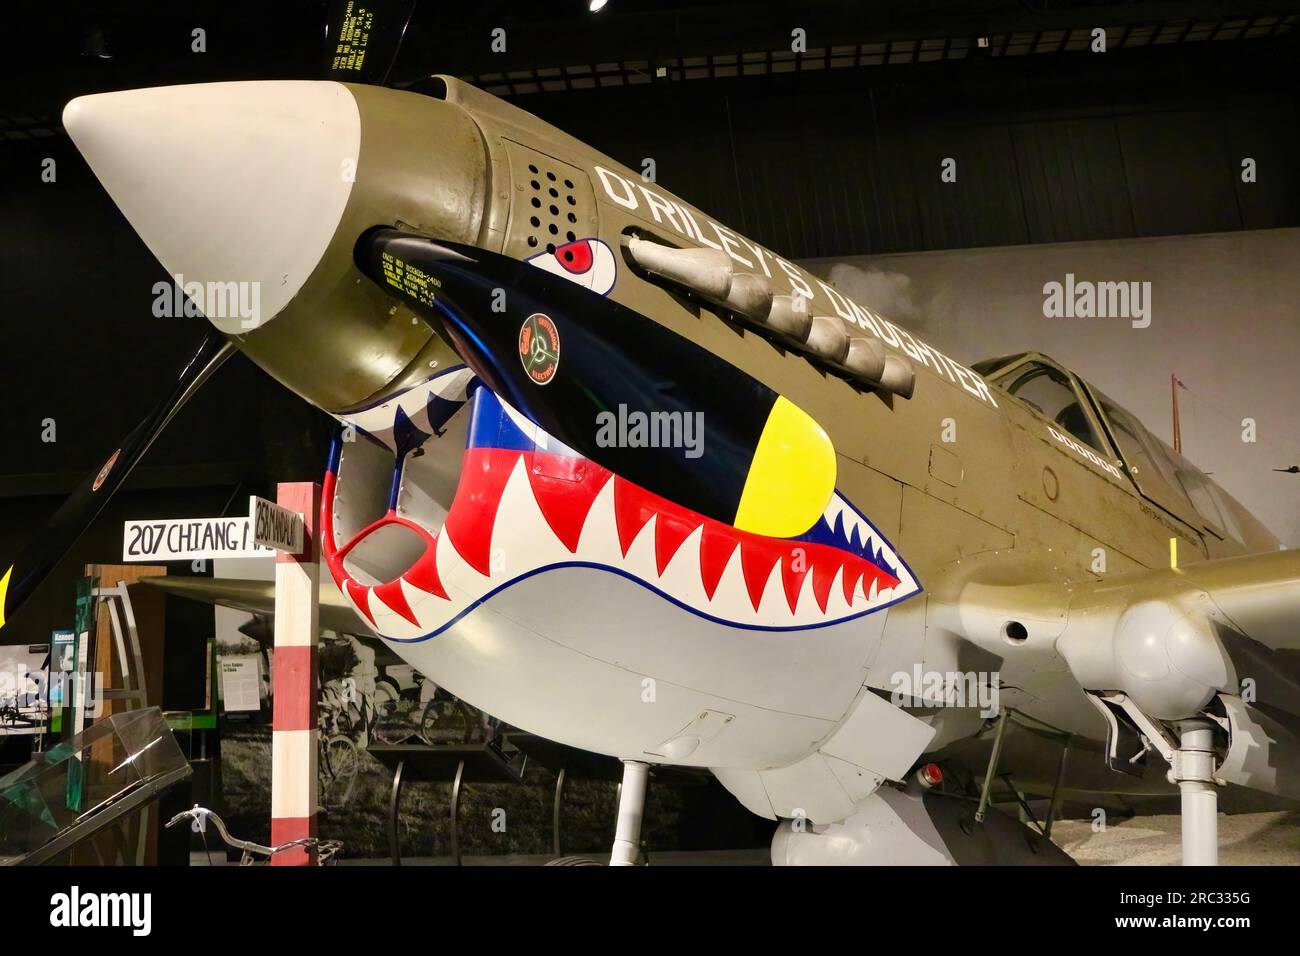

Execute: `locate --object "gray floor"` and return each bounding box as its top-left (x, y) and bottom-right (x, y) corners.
top-left (188, 811), bottom-right (1300, 866)
top-left (1050, 810), bottom-right (1300, 865)
top-left (347, 848), bottom-right (771, 866)
top-left (190, 847), bottom-right (770, 866)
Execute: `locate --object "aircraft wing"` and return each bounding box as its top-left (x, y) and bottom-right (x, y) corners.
top-left (1166, 550), bottom-right (1300, 652)
top-left (1057, 550), bottom-right (1300, 695)
top-left (141, 575), bottom-right (371, 636)
top-left (1050, 550), bottom-right (1300, 800)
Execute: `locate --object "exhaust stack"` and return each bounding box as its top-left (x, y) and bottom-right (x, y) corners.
top-left (626, 235), bottom-right (915, 397)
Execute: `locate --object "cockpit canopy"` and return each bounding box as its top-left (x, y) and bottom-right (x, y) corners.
top-left (973, 352), bottom-right (1250, 544)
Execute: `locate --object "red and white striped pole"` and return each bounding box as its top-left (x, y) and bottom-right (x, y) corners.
top-left (270, 482), bottom-right (321, 866)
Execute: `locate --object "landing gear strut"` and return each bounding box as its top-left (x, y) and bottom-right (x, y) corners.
top-left (610, 760), bottom-right (648, 866)
top-left (1087, 692), bottom-right (1224, 866)
top-left (1173, 719), bottom-right (1218, 866)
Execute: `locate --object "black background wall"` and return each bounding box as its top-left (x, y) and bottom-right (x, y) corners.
top-left (509, 41), bottom-right (1299, 256)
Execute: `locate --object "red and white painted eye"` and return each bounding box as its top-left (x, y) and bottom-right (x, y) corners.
top-left (526, 237), bottom-right (616, 296)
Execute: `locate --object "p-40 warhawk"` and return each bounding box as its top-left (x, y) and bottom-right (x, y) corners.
top-left (4, 12), bottom-right (1297, 866)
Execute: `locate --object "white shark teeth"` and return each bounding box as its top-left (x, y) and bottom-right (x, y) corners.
top-left (573, 479), bottom-right (622, 564)
top-left (344, 454), bottom-right (916, 638)
top-left (656, 525), bottom-right (708, 606)
top-left (490, 456), bottom-right (575, 575)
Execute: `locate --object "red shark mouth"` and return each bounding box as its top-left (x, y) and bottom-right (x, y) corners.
top-left (448, 447), bottom-right (902, 609)
top-left (322, 383), bottom-right (919, 641)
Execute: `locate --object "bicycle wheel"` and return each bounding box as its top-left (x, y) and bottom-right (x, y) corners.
top-left (369, 680), bottom-right (408, 745)
top-left (418, 698), bottom-right (476, 745)
top-left (320, 734), bottom-right (359, 806)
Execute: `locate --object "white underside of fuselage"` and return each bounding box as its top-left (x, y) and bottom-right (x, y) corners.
top-left (389, 563), bottom-right (881, 768)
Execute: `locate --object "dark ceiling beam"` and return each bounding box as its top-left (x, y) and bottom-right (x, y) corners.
top-left (413, 2), bottom-right (1300, 79)
top-left (5, 1), bottom-right (1296, 118)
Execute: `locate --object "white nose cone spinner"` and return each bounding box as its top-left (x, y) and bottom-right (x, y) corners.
top-left (63, 81), bottom-right (361, 334)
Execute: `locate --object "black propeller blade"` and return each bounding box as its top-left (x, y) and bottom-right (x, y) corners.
top-left (1, 2), bottom-right (421, 631)
top-left (0, 331), bottom-right (234, 632)
top-left (353, 229), bottom-right (837, 538)
top-left (324, 0), bottom-right (420, 86)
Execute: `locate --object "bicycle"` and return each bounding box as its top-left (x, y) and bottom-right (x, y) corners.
top-left (318, 681), bottom-right (362, 807)
top-left (165, 805), bottom-right (342, 865)
top-left (366, 674), bottom-right (483, 747)
top-left (417, 691), bottom-right (484, 745)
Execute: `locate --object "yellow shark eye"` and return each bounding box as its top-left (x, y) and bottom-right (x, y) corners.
top-left (733, 397), bottom-right (836, 538)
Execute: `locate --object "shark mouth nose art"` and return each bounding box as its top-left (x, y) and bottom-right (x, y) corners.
top-left (322, 368), bottom-right (920, 642)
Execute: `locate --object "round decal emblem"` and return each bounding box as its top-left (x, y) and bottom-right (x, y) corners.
top-left (92, 449), bottom-right (121, 493)
top-left (519, 313), bottom-right (560, 385)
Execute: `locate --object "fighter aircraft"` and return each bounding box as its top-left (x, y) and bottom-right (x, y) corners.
top-left (4, 3), bottom-right (1297, 865)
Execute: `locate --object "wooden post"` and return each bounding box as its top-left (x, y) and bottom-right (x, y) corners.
top-left (270, 482), bottom-right (321, 866)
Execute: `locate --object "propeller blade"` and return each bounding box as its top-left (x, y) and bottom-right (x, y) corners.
top-left (353, 229), bottom-right (837, 539)
top-left (324, 0), bottom-right (420, 86)
top-left (0, 331), bottom-right (235, 631)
